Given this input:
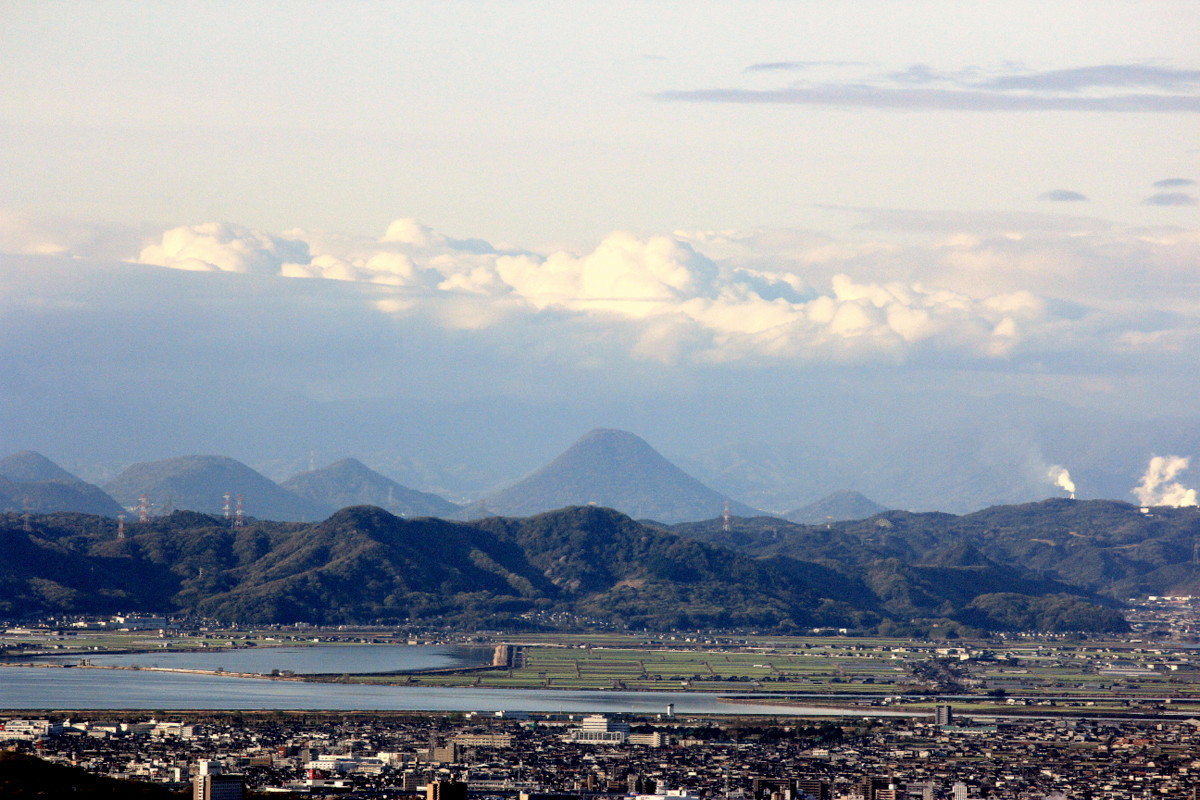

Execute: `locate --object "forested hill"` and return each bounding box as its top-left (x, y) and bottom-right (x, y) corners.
top-left (0, 507), bottom-right (831, 631)
top-left (0, 500), bottom-right (1155, 634)
top-left (671, 498), bottom-right (1200, 605)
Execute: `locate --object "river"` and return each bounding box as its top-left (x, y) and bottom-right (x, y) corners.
top-left (0, 667), bottom-right (904, 715)
top-left (26, 644), bottom-right (486, 675)
top-left (7, 643), bottom-right (913, 715)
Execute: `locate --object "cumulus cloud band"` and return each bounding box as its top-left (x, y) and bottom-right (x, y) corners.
top-left (127, 217), bottom-right (1086, 367)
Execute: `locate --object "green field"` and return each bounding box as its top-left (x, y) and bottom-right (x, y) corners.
top-left (367, 634), bottom-right (1200, 711)
top-left (11, 627), bottom-right (1200, 715)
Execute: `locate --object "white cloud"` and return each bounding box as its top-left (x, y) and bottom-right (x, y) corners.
top-left (12, 213), bottom-right (1191, 373)
top-left (495, 232), bottom-right (719, 316)
top-left (0, 212), bottom-right (146, 261)
top-left (138, 222), bottom-right (309, 275)
top-left (381, 218), bottom-right (447, 247)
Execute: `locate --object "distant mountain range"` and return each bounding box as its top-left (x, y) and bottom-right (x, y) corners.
top-left (0, 450), bottom-right (81, 483)
top-left (461, 428), bottom-right (762, 523)
top-left (3, 434), bottom-right (771, 524)
top-left (9, 379), bottom-right (1200, 515)
top-left (785, 490), bottom-right (889, 524)
top-left (0, 451), bottom-right (124, 517)
top-left (282, 457), bottom-right (461, 518)
top-left (0, 426), bottom-right (1141, 531)
top-left (0, 499), bottom-right (1154, 634)
top-left (671, 498), bottom-right (1200, 625)
top-left (102, 455), bottom-right (332, 522)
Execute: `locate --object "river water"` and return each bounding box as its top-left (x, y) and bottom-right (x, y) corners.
top-left (0, 668), bottom-right (890, 715)
top-left (6, 644), bottom-right (908, 715)
top-left (27, 644), bottom-right (484, 675)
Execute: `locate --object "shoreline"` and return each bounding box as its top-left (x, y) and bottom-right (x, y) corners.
top-left (0, 643), bottom-right (497, 683)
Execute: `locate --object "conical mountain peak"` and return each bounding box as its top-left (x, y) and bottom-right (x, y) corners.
top-left (786, 489), bottom-right (890, 524)
top-left (282, 457), bottom-right (460, 518)
top-left (467, 429), bottom-right (761, 524)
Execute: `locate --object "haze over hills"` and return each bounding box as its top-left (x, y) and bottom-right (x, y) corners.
top-left (0, 451), bottom-right (125, 517)
top-left (685, 394), bottom-right (1200, 513)
top-left (7, 389), bottom-right (1200, 516)
top-left (785, 490), bottom-right (890, 524)
top-left (461, 428), bottom-right (762, 524)
top-left (282, 457), bottom-right (461, 518)
top-left (0, 450), bottom-right (82, 483)
top-left (103, 455), bottom-right (332, 522)
top-left (4, 413), bottom-right (1195, 524)
top-left (0, 476), bottom-right (125, 517)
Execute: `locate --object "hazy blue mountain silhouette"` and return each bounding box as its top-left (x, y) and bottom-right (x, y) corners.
top-left (283, 457), bottom-right (460, 518)
top-left (104, 455), bottom-right (331, 522)
top-left (464, 428), bottom-right (763, 523)
top-left (0, 450), bottom-right (80, 483)
top-left (786, 490), bottom-right (889, 524)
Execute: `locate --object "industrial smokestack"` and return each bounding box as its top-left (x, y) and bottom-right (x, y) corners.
top-left (1047, 465), bottom-right (1076, 500)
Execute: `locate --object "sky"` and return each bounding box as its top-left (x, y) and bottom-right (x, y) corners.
top-left (1, 1), bottom-right (1198, 510)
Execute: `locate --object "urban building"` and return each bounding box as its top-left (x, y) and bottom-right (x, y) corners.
top-left (564, 715), bottom-right (630, 744)
top-left (427, 778), bottom-right (468, 800)
top-left (193, 761), bottom-right (243, 800)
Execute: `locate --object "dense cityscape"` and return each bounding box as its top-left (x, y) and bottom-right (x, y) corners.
top-left (3, 596), bottom-right (1200, 798)
top-left (4, 705), bottom-right (1200, 799)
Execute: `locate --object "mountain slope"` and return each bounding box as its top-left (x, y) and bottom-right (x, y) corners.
top-left (0, 476), bottom-right (125, 517)
top-left (71, 504), bottom-right (828, 629)
top-left (786, 490), bottom-right (889, 524)
top-left (0, 499), bottom-right (1163, 633)
top-left (465, 429), bottom-right (763, 523)
top-left (104, 455), bottom-right (332, 522)
top-left (190, 506), bottom-right (546, 624)
top-left (282, 458), bottom-right (460, 517)
top-left (0, 513), bottom-right (179, 616)
top-left (0, 452), bottom-right (125, 516)
top-left (473, 505), bottom-right (828, 629)
top-left (0, 450), bottom-right (80, 483)
top-left (674, 498), bottom-right (1200, 617)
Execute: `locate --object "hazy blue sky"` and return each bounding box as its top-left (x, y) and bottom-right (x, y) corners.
top-left (2, 2), bottom-right (1195, 240)
top-left (1, 2), bottom-right (1198, 508)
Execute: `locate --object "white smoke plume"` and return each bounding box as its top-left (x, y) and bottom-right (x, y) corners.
top-left (1133, 455), bottom-right (1198, 507)
top-left (1047, 465), bottom-right (1075, 498)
